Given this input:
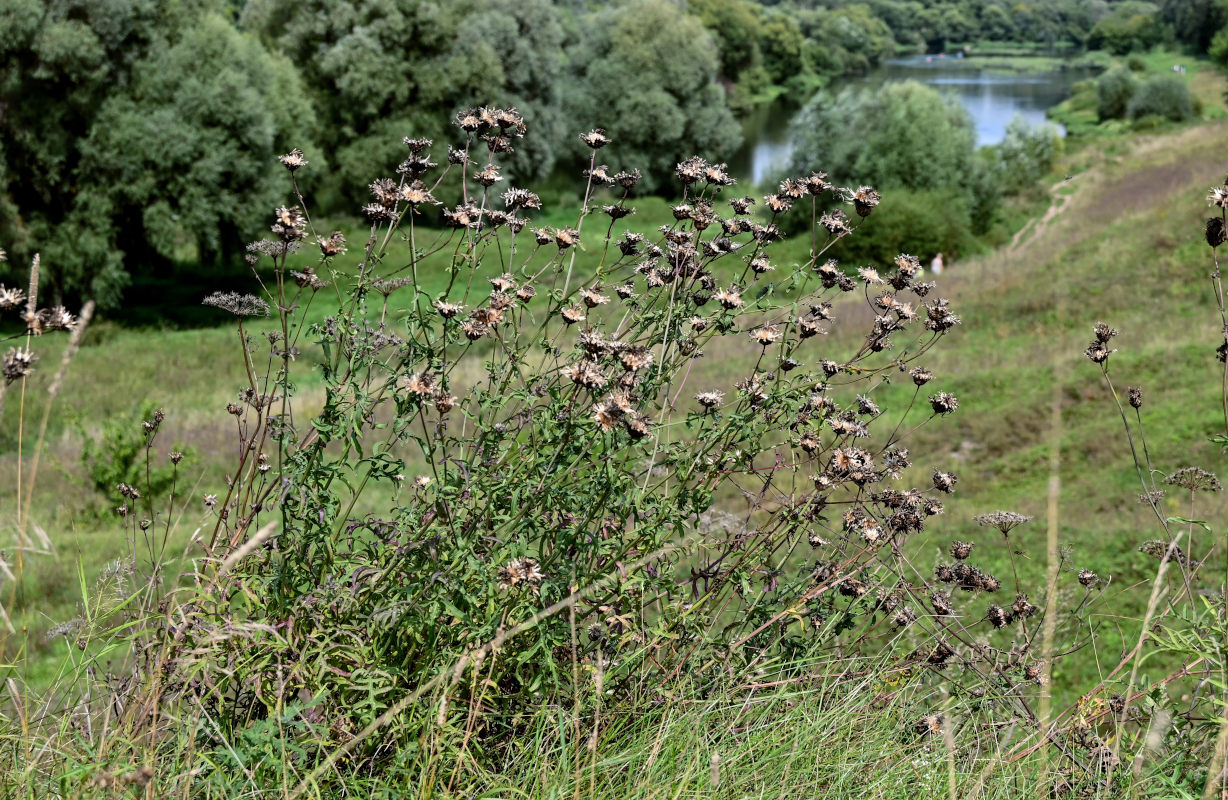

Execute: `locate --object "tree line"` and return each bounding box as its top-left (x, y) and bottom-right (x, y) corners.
top-left (0, 0), bottom-right (1222, 305)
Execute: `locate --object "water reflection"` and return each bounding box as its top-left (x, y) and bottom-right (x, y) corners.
top-left (729, 56), bottom-right (1096, 186)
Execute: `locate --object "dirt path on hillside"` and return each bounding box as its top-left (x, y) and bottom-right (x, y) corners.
top-left (1009, 177), bottom-right (1079, 254)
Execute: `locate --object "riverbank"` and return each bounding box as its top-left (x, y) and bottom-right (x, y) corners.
top-left (1049, 48), bottom-right (1227, 137)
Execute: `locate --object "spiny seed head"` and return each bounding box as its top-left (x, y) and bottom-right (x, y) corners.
top-left (1093, 321), bottom-right (1118, 343)
top-left (764, 194), bottom-right (792, 213)
top-left (433, 300), bottom-right (464, 318)
top-left (750, 325), bottom-right (780, 347)
top-left (1011, 594), bottom-right (1039, 619)
top-left (1140, 539), bottom-right (1191, 566)
top-left (0, 285), bottom-right (26, 310)
top-left (950, 541), bottom-right (973, 560)
top-left (928, 392), bottom-right (959, 415)
top-left (852, 185), bottom-right (881, 217)
top-left (502, 188), bottom-right (542, 210)
top-left (580, 288), bottom-right (609, 308)
top-left (892, 606), bottom-right (916, 627)
top-left (928, 642), bottom-right (955, 665)
top-left (695, 391), bottom-right (724, 409)
top-left (714, 288), bottom-right (743, 310)
top-left (1206, 217), bottom-right (1227, 248)
top-left (858, 266), bottom-right (883, 285)
top-left (1139, 489), bottom-right (1165, 505)
top-left (909, 367), bottom-right (933, 386)
top-left (3, 347), bottom-right (36, 383)
top-left (1127, 386), bottom-right (1142, 408)
top-left (579, 128), bottom-right (611, 149)
top-left (986, 605), bottom-right (1011, 628)
top-left (838, 578), bottom-right (868, 598)
top-left (932, 470), bottom-right (957, 493)
top-left (278, 148), bottom-right (308, 171)
top-left (1078, 568), bottom-right (1098, 586)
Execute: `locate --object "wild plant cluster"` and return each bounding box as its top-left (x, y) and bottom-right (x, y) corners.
top-left (120, 111), bottom-right (1066, 772)
top-left (3, 112), bottom-right (1227, 798)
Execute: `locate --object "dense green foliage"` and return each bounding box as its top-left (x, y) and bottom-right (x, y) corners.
top-left (786, 81), bottom-right (1001, 260)
top-left (1097, 67), bottom-right (1141, 120)
top-left (1127, 73), bottom-right (1196, 120)
top-left (5, 0), bottom-right (1228, 307)
top-left (0, 1), bottom-right (312, 305)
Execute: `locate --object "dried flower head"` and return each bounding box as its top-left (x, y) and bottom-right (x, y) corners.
top-left (695, 391), bottom-right (724, 410)
top-left (579, 128), bottom-right (612, 149)
top-left (1164, 466), bottom-right (1222, 493)
top-left (474, 163), bottom-right (502, 187)
top-left (714, 288), bottom-right (743, 310)
top-left (819, 210), bottom-right (851, 236)
top-left (498, 557), bottom-right (544, 589)
top-left (1206, 217), bottom-right (1227, 248)
top-left (580, 288), bottom-right (609, 308)
top-left (932, 470), bottom-right (958, 493)
top-left (433, 300), bottom-right (464, 318)
top-left (928, 392), bottom-right (959, 415)
top-left (750, 325), bottom-right (780, 347)
top-left (400, 182), bottom-right (439, 206)
top-left (804, 172), bottom-right (832, 195)
top-left (974, 511), bottom-right (1033, 535)
top-left (614, 169), bottom-right (641, 189)
top-left (950, 541), bottom-right (973, 560)
top-left (203, 292), bottom-right (270, 317)
top-left (3, 347), bottom-right (36, 383)
top-left (553, 227), bottom-right (580, 249)
top-left (564, 360), bottom-right (606, 389)
top-left (852, 185), bottom-right (881, 217)
top-left (1139, 539), bottom-right (1194, 567)
top-left (1011, 594), bottom-right (1039, 619)
top-left (675, 156), bottom-right (708, 185)
top-left (279, 149), bottom-right (309, 172)
top-left (764, 194), bottom-right (792, 214)
top-left (0, 285), bottom-right (25, 310)
top-left (986, 605), bottom-right (1011, 629)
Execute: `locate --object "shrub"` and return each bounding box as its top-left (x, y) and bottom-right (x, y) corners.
top-left (1097, 68), bottom-right (1139, 121)
top-left (1212, 25), bottom-right (1228, 67)
top-left (1127, 74), bottom-right (1195, 122)
top-left (833, 188), bottom-right (977, 265)
top-left (79, 401), bottom-right (181, 507)
top-left (996, 115), bottom-right (1063, 194)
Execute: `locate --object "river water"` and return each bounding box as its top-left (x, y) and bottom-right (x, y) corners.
top-left (729, 55), bottom-right (1097, 186)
